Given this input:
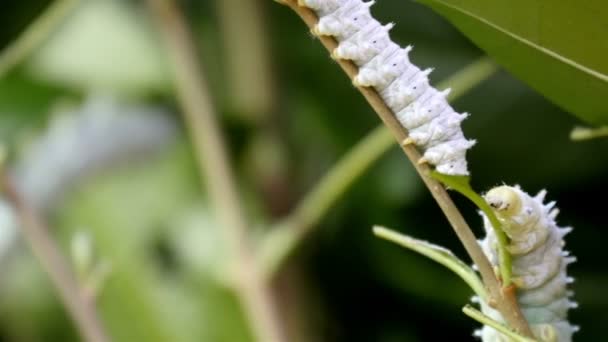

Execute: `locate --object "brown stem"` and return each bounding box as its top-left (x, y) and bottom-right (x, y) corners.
top-left (278, 0), bottom-right (533, 337)
top-left (1, 173), bottom-right (109, 342)
top-left (147, 1), bottom-right (286, 341)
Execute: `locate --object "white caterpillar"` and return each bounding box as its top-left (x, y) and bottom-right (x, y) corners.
top-left (12, 94), bottom-right (177, 212)
top-left (300, 0), bottom-right (475, 175)
top-left (0, 94), bottom-right (177, 261)
top-left (479, 185), bottom-right (578, 342)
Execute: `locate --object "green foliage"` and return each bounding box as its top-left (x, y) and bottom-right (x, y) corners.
top-left (0, 0), bottom-right (607, 340)
top-left (56, 145), bottom-right (250, 342)
top-left (418, 0), bottom-right (608, 125)
top-left (374, 226), bottom-right (486, 300)
top-left (26, 0), bottom-right (170, 94)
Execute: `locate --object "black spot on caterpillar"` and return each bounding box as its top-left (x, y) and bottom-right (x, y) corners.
top-left (479, 185), bottom-right (578, 342)
top-left (300, 0), bottom-right (475, 176)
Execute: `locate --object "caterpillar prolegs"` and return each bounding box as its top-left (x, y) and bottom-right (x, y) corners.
top-left (292, 2), bottom-right (577, 338)
top-left (479, 186), bottom-right (578, 342)
top-left (299, 0), bottom-right (475, 175)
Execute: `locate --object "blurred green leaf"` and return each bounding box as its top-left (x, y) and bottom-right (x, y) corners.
top-left (58, 144), bottom-right (202, 341)
top-left (418, 0), bottom-right (608, 124)
top-left (26, 0), bottom-right (170, 95)
top-left (57, 144), bottom-right (250, 341)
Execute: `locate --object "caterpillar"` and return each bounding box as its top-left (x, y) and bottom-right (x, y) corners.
top-left (12, 94), bottom-right (177, 211)
top-left (0, 94), bottom-right (177, 261)
top-left (298, 0), bottom-right (476, 176)
top-left (478, 185), bottom-right (578, 342)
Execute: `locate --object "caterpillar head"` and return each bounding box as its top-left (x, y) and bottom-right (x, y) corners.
top-left (485, 185), bottom-right (522, 218)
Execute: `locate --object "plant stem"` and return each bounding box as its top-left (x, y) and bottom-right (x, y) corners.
top-left (1, 173), bottom-right (108, 342)
top-left (260, 57), bottom-right (497, 277)
top-left (462, 305), bottom-right (537, 342)
top-left (373, 226), bottom-right (487, 301)
top-left (147, 1), bottom-right (286, 341)
top-left (0, 0), bottom-right (80, 78)
top-left (429, 172), bottom-right (512, 287)
top-left (570, 125), bottom-right (608, 141)
top-left (261, 125), bottom-right (393, 276)
top-left (277, 0), bottom-right (533, 337)
top-left (217, 0), bottom-right (276, 121)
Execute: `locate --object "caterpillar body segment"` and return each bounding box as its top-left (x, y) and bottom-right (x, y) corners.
top-left (300, 0), bottom-right (474, 175)
top-left (479, 186), bottom-right (578, 342)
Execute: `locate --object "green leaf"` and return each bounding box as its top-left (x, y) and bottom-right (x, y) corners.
top-left (570, 125), bottom-right (608, 141)
top-left (373, 226), bottom-right (487, 300)
top-left (25, 0), bottom-right (170, 95)
top-left (417, 0), bottom-right (608, 125)
top-left (462, 305), bottom-right (538, 342)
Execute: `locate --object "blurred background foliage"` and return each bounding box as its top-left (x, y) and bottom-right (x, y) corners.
top-left (0, 0), bottom-right (606, 341)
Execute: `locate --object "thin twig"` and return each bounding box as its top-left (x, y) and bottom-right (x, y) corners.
top-left (260, 125), bottom-right (393, 277)
top-left (462, 305), bottom-right (537, 342)
top-left (430, 172), bottom-right (512, 287)
top-left (570, 125), bottom-right (608, 141)
top-left (278, 0), bottom-right (533, 337)
top-left (217, 0), bottom-right (276, 120)
top-left (0, 0), bottom-right (80, 78)
top-left (146, 1), bottom-right (286, 341)
top-left (260, 57), bottom-right (498, 277)
top-left (1, 173), bottom-right (108, 342)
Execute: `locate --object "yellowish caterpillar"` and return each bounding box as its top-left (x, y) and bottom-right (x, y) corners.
top-left (290, 3), bottom-right (578, 340)
top-left (479, 185), bottom-right (578, 342)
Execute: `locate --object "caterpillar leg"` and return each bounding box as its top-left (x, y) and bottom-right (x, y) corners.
top-left (401, 137), bottom-right (415, 146)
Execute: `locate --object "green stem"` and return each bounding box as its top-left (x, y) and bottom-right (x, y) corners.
top-left (147, 1), bottom-right (286, 341)
top-left (430, 172), bottom-right (512, 287)
top-left (0, 0), bottom-right (80, 78)
top-left (278, 1), bottom-right (532, 336)
top-left (462, 305), bottom-right (537, 342)
top-left (260, 57), bottom-right (498, 278)
top-left (570, 125), bottom-right (608, 141)
top-left (373, 226), bottom-right (487, 301)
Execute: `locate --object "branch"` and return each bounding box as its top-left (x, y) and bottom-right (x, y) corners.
top-left (430, 172), bottom-right (512, 287)
top-left (277, 0), bottom-right (533, 337)
top-left (217, 0), bottom-right (277, 120)
top-left (1, 173), bottom-right (108, 342)
top-left (146, 1), bottom-right (286, 341)
top-left (260, 57), bottom-right (498, 277)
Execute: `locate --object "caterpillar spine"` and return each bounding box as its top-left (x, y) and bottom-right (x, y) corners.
top-left (299, 0), bottom-right (475, 175)
top-left (479, 185), bottom-right (578, 342)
